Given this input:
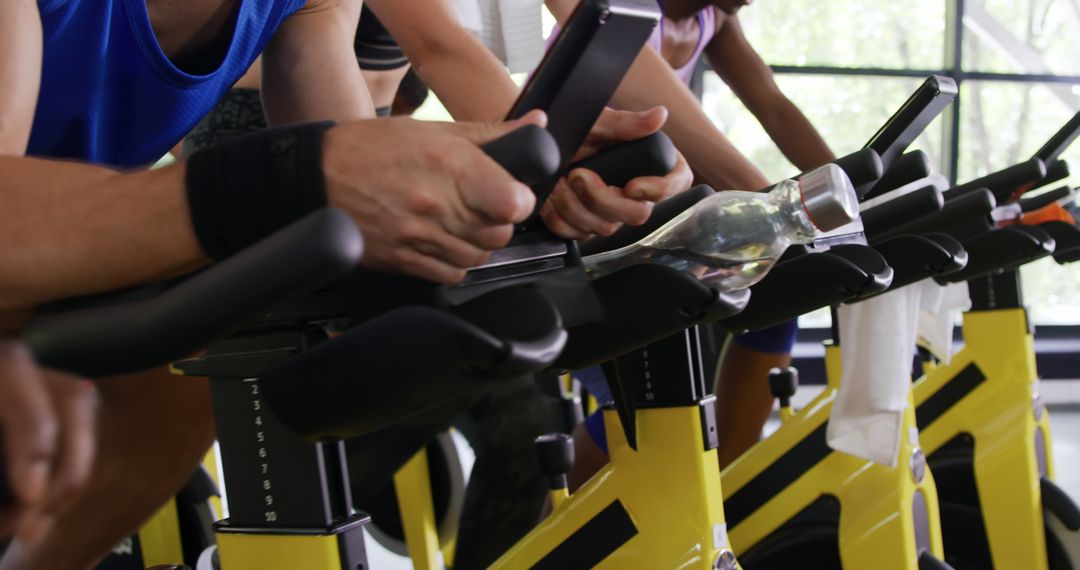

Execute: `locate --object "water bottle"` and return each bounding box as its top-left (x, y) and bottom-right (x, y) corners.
top-left (583, 164), bottom-right (858, 291)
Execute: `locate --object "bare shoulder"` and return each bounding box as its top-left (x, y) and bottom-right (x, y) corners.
top-left (293, 0), bottom-right (356, 15)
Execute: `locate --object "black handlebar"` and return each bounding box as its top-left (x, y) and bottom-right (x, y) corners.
top-left (1034, 110), bottom-right (1080, 164)
top-left (828, 148), bottom-right (884, 199)
top-left (567, 132), bottom-right (677, 188)
top-left (863, 150), bottom-right (932, 200)
top-left (947, 158), bottom-right (1047, 203)
top-left (865, 75), bottom-right (957, 171)
top-left (1020, 186), bottom-right (1075, 213)
top-left (480, 125), bottom-right (561, 187)
top-left (22, 209), bottom-right (363, 378)
top-left (862, 184), bottom-right (944, 242)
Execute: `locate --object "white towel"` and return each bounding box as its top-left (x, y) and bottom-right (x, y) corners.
top-left (827, 284), bottom-right (922, 466)
top-left (916, 281), bottom-right (970, 364)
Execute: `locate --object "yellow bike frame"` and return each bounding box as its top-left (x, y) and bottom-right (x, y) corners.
top-left (721, 341), bottom-right (946, 568)
top-left (493, 403), bottom-right (736, 569)
top-left (912, 304), bottom-right (1056, 568)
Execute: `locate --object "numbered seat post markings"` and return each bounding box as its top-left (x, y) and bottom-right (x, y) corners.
top-left (245, 379), bottom-right (277, 523)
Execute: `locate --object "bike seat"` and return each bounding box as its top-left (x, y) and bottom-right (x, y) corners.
top-left (552, 264), bottom-right (749, 370)
top-left (937, 226), bottom-right (1055, 284)
top-left (240, 286), bottom-right (567, 441)
top-left (721, 245), bottom-right (890, 332)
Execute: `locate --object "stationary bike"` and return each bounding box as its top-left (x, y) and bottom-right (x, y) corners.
top-left (907, 113), bottom-right (1080, 569)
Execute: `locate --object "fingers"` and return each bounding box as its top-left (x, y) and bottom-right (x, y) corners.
top-left (588, 107), bottom-right (667, 144)
top-left (567, 169), bottom-right (654, 225)
top-left (623, 150), bottom-right (693, 202)
top-left (38, 370), bottom-right (97, 514)
top-left (0, 343), bottom-right (57, 510)
top-left (393, 218), bottom-right (496, 269)
top-left (444, 109), bottom-right (548, 146)
top-left (543, 183), bottom-right (619, 239)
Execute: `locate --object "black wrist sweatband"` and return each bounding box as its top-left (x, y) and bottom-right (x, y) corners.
top-left (185, 120), bottom-right (335, 260)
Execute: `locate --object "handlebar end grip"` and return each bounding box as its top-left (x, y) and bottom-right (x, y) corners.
top-left (481, 125), bottom-right (561, 187)
top-left (833, 149), bottom-right (884, 199)
top-left (568, 132), bottom-right (678, 188)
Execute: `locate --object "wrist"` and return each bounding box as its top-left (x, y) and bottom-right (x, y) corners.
top-left (185, 121), bottom-right (334, 260)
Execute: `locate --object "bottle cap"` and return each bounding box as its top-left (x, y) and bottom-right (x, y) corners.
top-left (797, 164), bottom-right (859, 231)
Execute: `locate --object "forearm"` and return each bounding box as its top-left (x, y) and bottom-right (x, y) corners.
top-left (0, 157), bottom-right (205, 310)
top-left (758, 102), bottom-right (835, 171)
top-left (368, 0), bottom-right (518, 121)
top-left (612, 48), bottom-right (770, 190)
top-left (408, 43), bottom-right (518, 121)
top-left (261, 0), bottom-right (374, 124)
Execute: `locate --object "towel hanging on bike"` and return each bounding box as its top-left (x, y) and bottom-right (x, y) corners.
top-left (827, 284), bottom-right (922, 466)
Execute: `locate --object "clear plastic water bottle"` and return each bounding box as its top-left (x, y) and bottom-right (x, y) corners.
top-left (583, 164), bottom-right (858, 291)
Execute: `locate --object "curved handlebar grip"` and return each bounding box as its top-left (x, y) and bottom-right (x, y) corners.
top-left (876, 188), bottom-right (996, 243)
top-left (831, 149), bottom-right (884, 199)
top-left (23, 209), bottom-right (363, 378)
top-left (863, 150), bottom-right (932, 200)
top-left (480, 125), bottom-right (561, 187)
top-left (1038, 159), bottom-right (1070, 189)
top-left (566, 131), bottom-right (677, 188)
top-left (947, 158), bottom-right (1047, 203)
top-left (1020, 186), bottom-right (1075, 213)
top-left (863, 184), bottom-right (944, 242)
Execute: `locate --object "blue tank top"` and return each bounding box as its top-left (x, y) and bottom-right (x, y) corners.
top-left (29, 0), bottom-right (306, 168)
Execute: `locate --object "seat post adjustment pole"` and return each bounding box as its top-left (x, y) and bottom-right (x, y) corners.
top-left (535, 433), bottom-right (574, 511)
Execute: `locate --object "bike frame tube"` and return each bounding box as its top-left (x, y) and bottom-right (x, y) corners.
top-left (492, 404), bottom-right (734, 569)
top-left (721, 344), bottom-right (945, 569)
top-left (913, 307), bottom-right (1053, 569)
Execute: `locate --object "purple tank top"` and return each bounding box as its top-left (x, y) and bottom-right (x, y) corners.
top-left (647, 6), bottom-right (717, 86)
top-left (549, 4), bottom-right (716, 88)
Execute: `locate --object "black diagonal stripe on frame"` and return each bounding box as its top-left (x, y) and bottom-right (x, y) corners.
top-left (915, 363), bottom-right (987, 431)
top-left (724, 422), bottom-right (832, 530)
top-left (531, 500), bottom-right (637, 570)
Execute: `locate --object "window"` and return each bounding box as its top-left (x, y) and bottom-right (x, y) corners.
top-left (729, 0), bottom-right (1080, 325)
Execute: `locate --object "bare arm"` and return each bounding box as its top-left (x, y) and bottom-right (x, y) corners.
top-left (0, 159), bottom-right (206, 311)
top-left (366, 0), bottom-right (520, 121)
top-left (261, 0), bottom-right (375, 124)
top-left (545, 0), bottom-right (770, 191)
top-left (707, 15), bottom-right (834, 171)
top-left (0, 0), bottom-right (42, 154)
